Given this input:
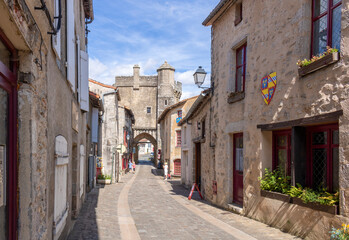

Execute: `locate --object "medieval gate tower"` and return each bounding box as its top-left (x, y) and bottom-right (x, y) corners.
top-left (115, 61), bottom-right (182, 164)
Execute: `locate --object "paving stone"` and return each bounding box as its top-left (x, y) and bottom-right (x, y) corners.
top-left (68, 160), bottom-right (300, 240)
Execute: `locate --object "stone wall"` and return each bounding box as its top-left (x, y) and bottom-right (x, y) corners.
top-left (0, 0), bottom-right (91, 238)
top-left (204, 0), bottom-right (349, 238)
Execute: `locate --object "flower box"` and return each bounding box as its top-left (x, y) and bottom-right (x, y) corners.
top-left (298, 52), bottom-right (339, 77)
top-left (260, 190), bottom-right (291, 203)
top-left (291, 197), bottom-right (338, 215)
top-left (97, 179), bottom-right (111, 185)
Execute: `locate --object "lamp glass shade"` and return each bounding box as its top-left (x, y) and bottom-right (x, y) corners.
top-left (193, 66), bottom-right (206, 87)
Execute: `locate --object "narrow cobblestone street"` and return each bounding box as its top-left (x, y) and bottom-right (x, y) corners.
top-left (68, 160), bottom-right (300, 240)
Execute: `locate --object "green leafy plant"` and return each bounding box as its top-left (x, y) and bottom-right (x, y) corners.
top-left (259, 167), bottom-right (291, 194)
top-left (297, 46), bottom-right (338, 68)
top-left (97, 174), bottom-right (111, 180)
top-left (330, 224), bottom-right (349, 240)
top-left (260, 169), bottom-right (339, 206)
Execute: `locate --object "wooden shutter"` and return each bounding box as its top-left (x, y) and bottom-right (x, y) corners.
top-left (80, 50), bottom-right (89, 111)
top-left (67, 0), bottom-right (75, 92)
top-left (52, 0), bottom-right (61, 58)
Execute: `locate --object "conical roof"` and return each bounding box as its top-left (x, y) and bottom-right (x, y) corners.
top-left (157, 61), bottom-right (175, 71)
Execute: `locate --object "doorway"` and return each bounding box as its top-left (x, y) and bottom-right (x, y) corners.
top-left (0, 29), bottom-right (18, 239)
top-left (195, 143), bottom-right (201, 190)
top-left (233, 133), bottom-right (244, 205)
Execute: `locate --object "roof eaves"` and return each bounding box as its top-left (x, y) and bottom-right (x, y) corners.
top-left (157, 95), bottom-right (199, 123)
top-left (202, 0), bottom-right (236, 26)
top-left (178, 91), bottom-right (211, 126)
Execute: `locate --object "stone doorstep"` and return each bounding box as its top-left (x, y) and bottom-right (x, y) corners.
top-left (227, 203), bottom-right (243, 215)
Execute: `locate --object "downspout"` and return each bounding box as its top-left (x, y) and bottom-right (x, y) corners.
top-left (35, 0), bottom-right (62, 35)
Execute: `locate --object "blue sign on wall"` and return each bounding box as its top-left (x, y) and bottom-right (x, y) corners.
top-left (176, 117), bottom-right (182, 123)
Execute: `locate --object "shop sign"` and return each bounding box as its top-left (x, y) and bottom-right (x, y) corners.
top-left (261, 72), bottom-right (277, 105)
top-left (176, 117), bottom-right (182, 123)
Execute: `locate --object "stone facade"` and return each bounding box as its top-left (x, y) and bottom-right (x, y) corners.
top-left (115, 62), bottom-right (182, 164)
top-left (89, 79), bottom-right (120, 182)
top-left (86, 91), bottom-right (104, 191)
top-left (117, 105), bottom-right (135, 180)
top-left (158, 96), bottom-right (198, 176)
top-left (0, 0), bottom-right (93, 239)
top-left (199, 0), bottom-right (349, 238)
top-left (178, 91), bottom-right (211, 191)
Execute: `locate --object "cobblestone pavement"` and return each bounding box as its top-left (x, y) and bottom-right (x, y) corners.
top-left (68, 160), bottom-right (300, 240)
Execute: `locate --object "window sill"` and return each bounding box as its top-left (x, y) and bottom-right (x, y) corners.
top-left (227, 92), bottom-right (245, 104)
top-left (234, 18), bottom-right (242, 26)
top-left (261, 190), bottom-right (338, 215)
top-left (298, 52), bottom-right (339, 77)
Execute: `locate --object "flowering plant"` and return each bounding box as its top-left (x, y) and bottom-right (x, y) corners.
top-left (297, 46), bottom-right (338, 68)
top-left (330, 224), bottom-right (349, 239)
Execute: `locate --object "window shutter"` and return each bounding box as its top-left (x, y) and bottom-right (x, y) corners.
top-left (80, 50), bottom-right (89, 111)
top-left (52, 0), bottom-right (61, 59)
top-left (67, 0), bottom-right (75, 92)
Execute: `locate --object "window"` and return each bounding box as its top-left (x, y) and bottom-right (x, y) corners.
top-left (202, 119), bottom-right (206, 138)
top-left (235, 44), bottom-right (247, 92)
top-left (183, 126), bottom-right (187, 144)
top-left (164, 99), bottom-right (168, 106)
top-left (178, 110), bottom-right (182, 118)
top-left (176, 130), bottom-right (181, 147)
top-left (312, 0), bottom-right (342, 56)
top-left (307, 124), bottom-right (339, 192)
top-left (146, 107), bottom-right (151, 113)
top-left (235, 1), bottom-right (242, 25)
top-left (273, 130), bottom-right (291, 176)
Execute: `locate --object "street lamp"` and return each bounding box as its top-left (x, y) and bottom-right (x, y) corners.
top-left (193, 66), bottom-right (207, 88)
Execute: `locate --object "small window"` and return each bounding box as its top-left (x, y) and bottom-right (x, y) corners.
top-left (202, 119), bottom-right (206, 138)
top-left (273, 130), bottom-right (291, 176)
top-left (164, 100), bottom-right (168, 106)
top-left (312, 0), bottom-right (342, 56)
top-left (146, 107), bottom-right (151, 113)
top-left (183, 126), bottom-right (187, 144)
top-left (176, 130), bottom-right (181, 147)
top-left (178, 110), bottom-right (182, 118)
top-left (235, 2), bottom-right (242, 25)
top-left (235, 44), bottom-right (247, 92)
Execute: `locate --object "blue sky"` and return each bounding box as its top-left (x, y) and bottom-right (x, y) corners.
top-left (88, 0), bottom-right (219, 99)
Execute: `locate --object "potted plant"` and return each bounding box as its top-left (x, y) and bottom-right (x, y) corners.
top-left (288, 184), bottom-right (338, 215)
top-left (297, 47), bottom-right (339, 77)
top-left (97, 174), bottom-right (112, 184)
top-left (259, 168), bottom-right (292, 203)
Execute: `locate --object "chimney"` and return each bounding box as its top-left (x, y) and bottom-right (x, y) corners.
top-left (133, 64), bottom-right (140, 90)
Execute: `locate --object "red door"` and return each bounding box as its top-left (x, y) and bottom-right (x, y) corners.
top-left (0, 30), bottom-right (18, 240)
top-left (233, 133), bottom-right (243, 205)
top-left (174, 159), bottom-right (181, 176)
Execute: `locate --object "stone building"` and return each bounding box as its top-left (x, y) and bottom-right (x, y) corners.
top-left (89, 79), bottom-right (120, 183)
top-left (86, 91), bottom-right (104, 191)
top-left (158, 96), bottom-right (198, 176)
top-left (200, 0), bottom-right (349, 238)
top-left (117, 105), bottom-right (135, 179)
top-left (115, 62), bottom-right (182, 164)
top-left (0, 0), bottom-right (93, 239)
top-left (178, 90), bottom-right (211, 190)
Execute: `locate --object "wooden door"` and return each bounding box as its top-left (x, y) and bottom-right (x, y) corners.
top-left (233, 133), bottom-right (244, 205)
top-left (174, 159), bottom-right (181, 176)
top-left (195, 143), bottom-right (201, 189)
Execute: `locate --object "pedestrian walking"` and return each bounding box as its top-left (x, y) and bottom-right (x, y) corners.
top-left (128, 160), bottom-right (133, 173)
top-left (163, 162), bottom-right (168, 180)
top-left (132, 161), bottom-right (136, 173)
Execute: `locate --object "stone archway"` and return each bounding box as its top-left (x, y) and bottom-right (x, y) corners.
top-left (133, 133), bottom-right (157, 165)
